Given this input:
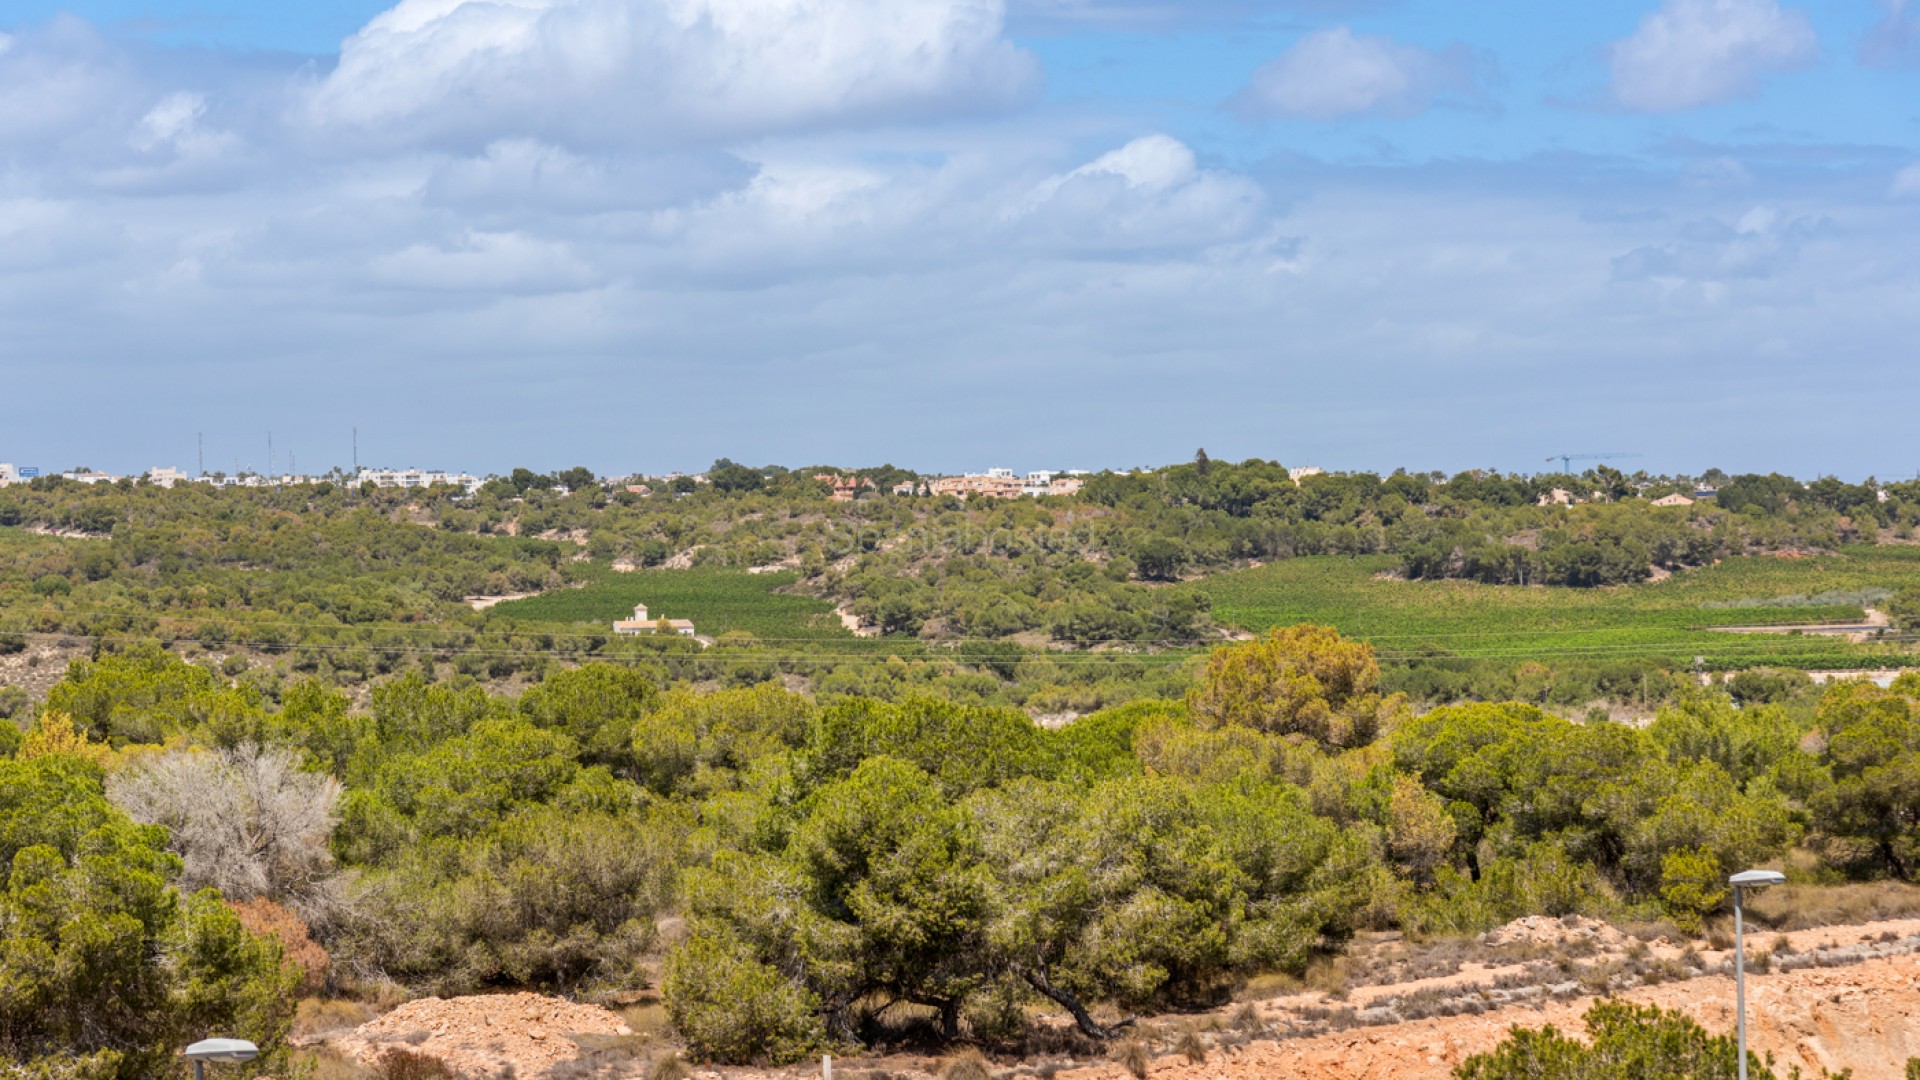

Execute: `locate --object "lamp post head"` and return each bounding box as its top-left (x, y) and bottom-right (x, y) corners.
top-left (1728, 870), bottom-right (1786, 888)
top-left (184, 1039), bottom-right (259, 1064)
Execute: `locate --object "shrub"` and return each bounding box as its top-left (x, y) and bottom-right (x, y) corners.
top-left (232, 898), bottom-right (332, 995)
top-left (663, 926), bottom-right (826, 1064)
top-left (1454, 1000), bottom-right (1836, 1079)
top-left (374, 1049), bottom-right (457, 1080)
top-left (1659, 846), bottom-right (1728, 935)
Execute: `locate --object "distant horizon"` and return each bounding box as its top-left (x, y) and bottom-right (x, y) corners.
top-left (5, 451), bottom-right (1913, 486)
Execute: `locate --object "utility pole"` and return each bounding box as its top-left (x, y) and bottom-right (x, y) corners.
top-left (197, 433), bottom-right (204, 476)
top-left (353, 427), bottom-right (359, 474)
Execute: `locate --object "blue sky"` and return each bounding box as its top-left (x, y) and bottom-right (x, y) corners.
top-left (1, 0), bottom-right (1917, 478)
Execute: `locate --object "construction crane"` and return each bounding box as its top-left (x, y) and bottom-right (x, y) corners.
top-left (1545, 452), bottom-right (1641, 473)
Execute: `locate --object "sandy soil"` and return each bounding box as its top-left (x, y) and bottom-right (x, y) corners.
top-left (1057, 952), bottom-right (1920, 1080)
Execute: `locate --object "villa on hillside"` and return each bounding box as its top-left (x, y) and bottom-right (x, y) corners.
top-left (612, 603), bottom-right (697, 637)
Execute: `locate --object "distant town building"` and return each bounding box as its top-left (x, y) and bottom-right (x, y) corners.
top-left (813, 474), bottom-right (877, 502)
top-left (1539, 488), bottom-right (1574, 507)
top-left (147, 467), bottom-right (191, 489)
top-left (358, 468), bottom-right (484, 494)
top-left (1289, 467), bottom-right (1324, 484)
top-left (930, 472), bottom-right (1027, 500)
top-left (0, 464), bottom-right (17, 487)
top-left (612, 603), bottom-right (697, 637)
top-left (930, 468), bottom-right (1088, 500)
top-left (61, 471), bottom-right (124, 485)
top-left (1651, 493), bottom-right (1694, 507)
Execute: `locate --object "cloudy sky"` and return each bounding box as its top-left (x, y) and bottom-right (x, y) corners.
top-left (1, 0), bottom-right (1916, 478)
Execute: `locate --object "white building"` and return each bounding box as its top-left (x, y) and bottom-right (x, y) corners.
top-left (357, 468), bottom-right (484, 494)
top-left (612, 603), bottom-right (697, 637)
top-left (0, 464), bottom-right (16, 487)
top-left (147, 467), bottom-right (191, 489)
top-left (1289, 466), bottom-right (1324, 483)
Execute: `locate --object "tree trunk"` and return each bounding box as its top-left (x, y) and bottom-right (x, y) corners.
top-left (1015, 964), bottom-right (1129, 1040)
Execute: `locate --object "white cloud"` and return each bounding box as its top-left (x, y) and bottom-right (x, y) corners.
top-left (1019, 135), bottom-right (1265, 250)
top-left (1862, 0), bottom-right (1920, 68)
top-left (135, 92), bottom-right (206, 149)
top-left (1611, 204), bottom-right (1827, 282)
top-left (304, 0), bottom-right (1041, 145)
top-left (368, 229), bottom-right (596, 292)
top-left (1235, 27), bottom-right (1488, 120)
top-left (1006, 0), bottom-right (1380, 29)
top-left (1893, 163), bottom-right (1920, 199)
top-left (1610, 0), bottom-right (1817, 112)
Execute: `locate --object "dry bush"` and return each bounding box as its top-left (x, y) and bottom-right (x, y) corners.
top-left (940, 1048), bottom-right (992, 1080)
top-left (647, 1054), bottom-right (692, 1080)
top-left (1228, 1002), bottom-right (1264, 1034)
top-left (619, 1003), bottom-right (672, 1039)
top-left (294, 998), bottom-right (378, 1041)
top-left (374, 1049), bottom-right (458, 1080)
top-left (1174, 1031), bottom-right (1206, 1064)
top-left (1113, 1039), bottom-right (1149, 1080)
top-left (299, 1049), bottom-right (376, 1080)
top-left (231, 897), bottom-right (331, 994)
top-left (1304, 956), bottom-right (1350, 998)
top-left (108, 743), bottom-right (346, 924)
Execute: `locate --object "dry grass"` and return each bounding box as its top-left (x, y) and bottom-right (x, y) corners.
top-left (648, 1054), bottom-right (692, 1080)
top-left (941, 1048), bottom-right (993, 1080)
top-left (1174, 1031), bottom-right (1206, 1064)
top-left (299, 1049), bottom-right (375, 1080)
top-left (295, 998), bottom-right (380, 1041)
top-left (1235, 972), bottom-right (1303, 1001)
top-left (1742, 882), bottom-right (1920, 932)
top-left (1113, 1039), bottom-right (1150, 1080)
top-left (618, 1002), bottom-right (673, 1039)
top-left (1304, 956), bottom-right (1350, 998)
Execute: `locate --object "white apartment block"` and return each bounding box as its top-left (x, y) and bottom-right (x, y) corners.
top-left (357, 468), bottom-right (484, 494)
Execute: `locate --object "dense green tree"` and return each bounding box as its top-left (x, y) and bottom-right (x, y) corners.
top-left (1188, 624), bottom-right (1402, 747)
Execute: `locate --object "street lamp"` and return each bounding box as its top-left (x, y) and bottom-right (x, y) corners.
top-left (183, 1038), bottom-right (258, 1080)
top-left (1728, 869), bottom-right (1786, 1080)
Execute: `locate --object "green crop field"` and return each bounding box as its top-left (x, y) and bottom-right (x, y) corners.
top-left (1202, 546), bottom-right (1920, 670)
top-left (489, 567), bottom-right (857, 644)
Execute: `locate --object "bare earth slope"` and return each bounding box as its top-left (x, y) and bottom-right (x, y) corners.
top-left (1063, 952), bottom-right (1920, 1080)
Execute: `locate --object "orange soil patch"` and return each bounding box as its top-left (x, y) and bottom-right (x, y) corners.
top-left (330, 992), bottom-right (632, 1079)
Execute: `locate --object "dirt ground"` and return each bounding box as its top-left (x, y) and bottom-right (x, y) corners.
top-left (1060, 951), bottom-right (1920, 1080)
top-left (315, 917), bottom-right (1920, 1080)
top-left (0, 637), bottom-right (88, 705)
